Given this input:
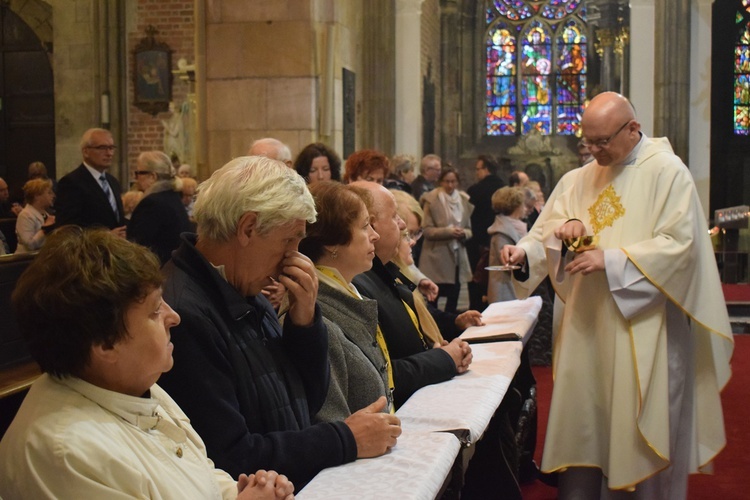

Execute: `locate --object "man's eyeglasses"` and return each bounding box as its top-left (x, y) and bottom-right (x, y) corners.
top-left (133, 170), bottom-right (152, 176)
top-left (581, 120), bottom-right (631, 150)
top-left (87, 145), bottom-right (117, 152)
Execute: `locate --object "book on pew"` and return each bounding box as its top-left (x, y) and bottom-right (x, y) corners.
top-left (459, 296), bottom-right (543, 344)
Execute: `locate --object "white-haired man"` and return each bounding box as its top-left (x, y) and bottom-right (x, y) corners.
top-left (248, 137), bottom-right (293, 168)
top-left (248, 137), bottom-right (294, 306)
top-left (159, 157), bottom-right (401, 488)
top-left (55, 128), bottom-right (126, 237)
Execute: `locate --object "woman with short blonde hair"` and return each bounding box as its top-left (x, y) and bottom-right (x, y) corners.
top-left (487, 186), bottom-right (528, 302)
top-left (15, 178), bottom-right (55, 253)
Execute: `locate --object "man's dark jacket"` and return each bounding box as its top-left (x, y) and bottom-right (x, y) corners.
top-left (466, 173), bottom-right (505, 251)
top-left (353, 257), bottom-right (457, 407)
top-left (410, 175), bottom-right (435, 202)
top-left (55, 164), bottom-right (125, 229)
top-left (159, 234), bottom-right (356, 486)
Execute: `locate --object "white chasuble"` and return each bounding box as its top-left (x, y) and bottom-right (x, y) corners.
top-left (513, 137), bottom-right (734, 491)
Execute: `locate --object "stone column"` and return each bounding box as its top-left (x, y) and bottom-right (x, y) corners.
top-left (654, 0), bottom-right (691, 163)
top-left (689, 0), bottom-right (714, 217)
top-left (592, 1), bottom-right (628, 94)
top-left (439, 0), bottom-right (460, 161)
top-left (630, 0), bottom-right (656, 135)
top-left (361, 0), bottom-right (396, 153)
top-left (395, 0), bottom-right (424, 157)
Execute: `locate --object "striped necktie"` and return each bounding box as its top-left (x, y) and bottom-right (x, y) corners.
top-left (99, 173), bottom-right (119, 216)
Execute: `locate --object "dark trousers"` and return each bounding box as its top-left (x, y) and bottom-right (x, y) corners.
top-left (432, 282), bottom-right (460, 313)
top-left (430, 266), bottom-right (461, 313)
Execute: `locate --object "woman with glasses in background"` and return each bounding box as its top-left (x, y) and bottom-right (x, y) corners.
top-left (127, 151), bottom-right (192, 265)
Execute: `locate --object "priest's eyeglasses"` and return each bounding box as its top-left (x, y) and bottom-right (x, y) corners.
top-left (581, 120), bottom-right (631, 150)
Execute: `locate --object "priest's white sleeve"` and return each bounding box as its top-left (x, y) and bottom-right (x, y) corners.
top-left (605, 248), bottom-right (666, 320)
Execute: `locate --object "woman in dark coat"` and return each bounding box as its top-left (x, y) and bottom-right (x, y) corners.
top-left (128, 150), bottom-right (193, 264)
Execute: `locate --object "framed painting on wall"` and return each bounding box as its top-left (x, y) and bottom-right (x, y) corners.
top-left (133, 26), bottom-right (172, 115)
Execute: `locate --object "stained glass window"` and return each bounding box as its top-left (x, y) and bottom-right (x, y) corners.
top-left (556, 19), bottom-right (587, 135)
top-left (734, 1), bottom-right (750, 135)
top-left (487, 23), bottom-right (518, 134)
top-left (485, 0), bottom-right (587, 136)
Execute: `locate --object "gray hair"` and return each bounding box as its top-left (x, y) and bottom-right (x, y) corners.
top-left (194, 156), bottom-right (316, 241)
top-left (137, 151), bottom-right (175, 180)
top-left (248, 137), bottom-right (292, 164)
top-left (420, 154), bottom-right (442, 169)
top-left (137, 151), bottom-right (180, 194)
top-left (391, 154), bottom-right (417, 176)
top-left (79, 128), bottom-right (112, 149)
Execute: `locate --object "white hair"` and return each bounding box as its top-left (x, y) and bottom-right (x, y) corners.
top-left (137, 151), bottom-right (174, 178)
top-left (79, 128), bottom-right (112, 150)
top-left (194, 156), bottom-right (316, 241)
top-left (248, 138), bottom-right (292, 163)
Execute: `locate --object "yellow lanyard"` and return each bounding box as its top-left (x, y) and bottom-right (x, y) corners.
top-left (316, 266), bottom-right (395, 412)
top-left (399, 298), bottom-right (429, 350)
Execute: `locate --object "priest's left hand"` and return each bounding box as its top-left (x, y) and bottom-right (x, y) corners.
top-left (565, 248), bottom-right (605, 275)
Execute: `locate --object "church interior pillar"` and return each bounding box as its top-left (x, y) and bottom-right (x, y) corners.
top-left (629, 0), bottom-right (655, 135)
top-left (361, 0), bottom-right (395, 154)
top-left (395, 0), bottom-right (424, 158)
top-left (654, 0), bottom-right (691, 163)
top-left (689, 0), bottom-right (714, 217)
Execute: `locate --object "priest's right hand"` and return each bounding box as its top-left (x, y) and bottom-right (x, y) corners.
top-left (501, 244), bottom-right (526, 267)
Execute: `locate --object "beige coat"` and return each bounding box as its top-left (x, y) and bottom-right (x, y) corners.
top-left (419, 188), bottom-right (474, 284)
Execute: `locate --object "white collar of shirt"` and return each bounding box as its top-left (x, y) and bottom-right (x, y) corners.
top-left (83, 162), bottom-right (107, 182)
top-left (57, 376), bottom-right (186, 442)
top-left (618, 133), bottom-right (646, 167)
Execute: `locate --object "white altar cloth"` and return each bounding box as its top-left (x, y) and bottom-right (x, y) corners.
top-left (396, 341), bottom-right (522, 444)
top-left (297, 429), bottom-right (461, 500)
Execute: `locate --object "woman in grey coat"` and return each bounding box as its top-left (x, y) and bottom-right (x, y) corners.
top-left (487, 186), bottom-right (528, 303)
top-left (297, 181), bottom-right (394, 420)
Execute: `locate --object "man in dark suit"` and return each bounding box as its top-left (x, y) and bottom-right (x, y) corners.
top-left (466, 155), bottom-right (505, 309)
top-left (55, 128), bottom-right (126, 237)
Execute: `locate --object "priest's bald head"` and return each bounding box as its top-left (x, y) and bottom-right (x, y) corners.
top-left (581, 92), bottom-right (641, 167)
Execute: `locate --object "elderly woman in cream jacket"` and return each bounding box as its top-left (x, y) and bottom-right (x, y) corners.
top-left (0, 227), bottom-right (294, 500)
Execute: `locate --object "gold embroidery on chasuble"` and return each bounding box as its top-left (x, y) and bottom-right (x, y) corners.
top-left (588, 184), bottom-right (625, 234)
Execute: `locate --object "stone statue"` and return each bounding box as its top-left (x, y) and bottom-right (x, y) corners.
top-left (162, 101), bottom-right (185, 164)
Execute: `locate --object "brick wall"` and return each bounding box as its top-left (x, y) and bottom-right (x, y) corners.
top-left (127, 1), bottom-right (194, 176)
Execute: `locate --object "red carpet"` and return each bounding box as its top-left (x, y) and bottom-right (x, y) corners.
top-left (521, 335), bottom-right (750, 499)
top-left (723, 283), bottom-right (750, 303)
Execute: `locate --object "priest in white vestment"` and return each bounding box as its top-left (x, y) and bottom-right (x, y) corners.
top-left (502, 92), bottom-right (734, 499)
